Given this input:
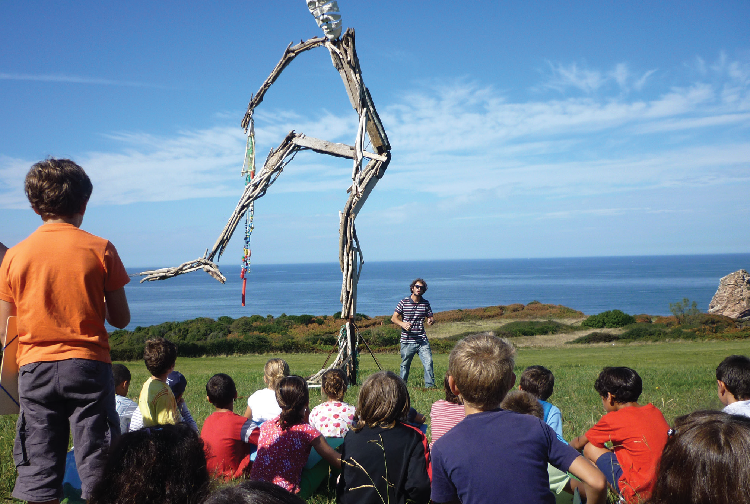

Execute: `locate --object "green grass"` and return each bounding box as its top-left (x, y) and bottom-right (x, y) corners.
top-left (1, 340), bottom-right (746, 501)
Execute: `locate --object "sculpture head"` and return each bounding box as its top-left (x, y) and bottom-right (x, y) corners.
top-left (305, 0), bottom-right (342, 40)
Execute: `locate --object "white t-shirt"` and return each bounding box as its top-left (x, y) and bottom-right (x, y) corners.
top-left (247, 388), bottom-right (281, 423)
top-left (723, 399), bottom-right (750, 418)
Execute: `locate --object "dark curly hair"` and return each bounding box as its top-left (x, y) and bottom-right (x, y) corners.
top-left (204, 480), bottom-right (306, 504)
top-left (206, 373), bottom-right (237, 409)
top-left (143, 338), bottom-right (177, 377)
top-left (25, 158), bottom-right (92, 217)
top-left (410, 278), bottom-right (428, 293)
top-left (276, 376), bottom-right (309, 431)
top-left (716, 355), bottom-right (750, 401)
top-left (520, 365), bottom-right (555, 401)
top-left (321, 368), bottom-right (347, 402)
top-left (594, 367), bottom-right (642, 403)
top-left (88, 423), bottom-right (209, 504)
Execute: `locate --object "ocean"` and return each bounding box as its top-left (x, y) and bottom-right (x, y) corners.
top-left (121, 254), bottom-right (750, 331)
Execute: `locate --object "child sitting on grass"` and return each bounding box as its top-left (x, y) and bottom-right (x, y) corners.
top-left (249, 375), bottom-right (341, 494)
top-left (244, 358), bottom-right (289, 423)
top-left (201, 373), bottom-right (260, 479)
top-left (429, 372), bottom-right (465, 448)
top-left (431, 333), bottom-right (606, 504)
top-left (501, 390), bottom-right (587, 504)
top-left (113, 363), bottom-right (139, 434)
top-left (130, 370), bottom-right (196, 431)
top-left (647, 410), bottom-right (750, 504)
top-left (138, 338), bottom-right (181, 427)
top-left (716, 354), bottom-right (750, 418)
top-left (337, 371), bottom-right (431, 504)
top-left (520, 365), bottom-right (565, 441)
top-left (570, 367), bottom-right (669, 504)
top-left (309, 368), bottom-right (356, 438)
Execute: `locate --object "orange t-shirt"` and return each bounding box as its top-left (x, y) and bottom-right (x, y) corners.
top-left (585, 404), bottom-right (669, 503)
top-left (0, 223), bottom-right (130, 367)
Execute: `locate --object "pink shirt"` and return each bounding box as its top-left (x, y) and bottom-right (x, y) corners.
top-left (249, 417), bottom-right (322, 493)
top-left (309, 401), bottom-right (356, 437)
top-left (430, 399), bottom-right (465, 448)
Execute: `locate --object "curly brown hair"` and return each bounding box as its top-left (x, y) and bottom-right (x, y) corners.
top-left (321, 368), bottom-right (347, 402)
top-left (143, 338), bottom-right (177, 377)
top-left (25, 158), bottom-right (92, 217)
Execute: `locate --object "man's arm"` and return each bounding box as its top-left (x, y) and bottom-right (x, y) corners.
top-left (0, 300), bottom-right (16, 345)
top-left (391, 311), bottom-right (410, 331)
top-left (105, 287), bottom-right (130, 329)
top-left (567, 456), bottom-right (607, 504)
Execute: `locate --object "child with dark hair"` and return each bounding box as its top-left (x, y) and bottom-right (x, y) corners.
top-left (429, 372), bottom-right (464, 448)
top-left (716, 354), bottom-right (750, 417)
top-left (501, 391), bottom-right (588, 504)
top-left (337, 370), bottom-right (431, 504)
top-left (88, 423), bottom-right (210, 504)
top-left (309, 368), bottom-right (356, 437)
top-left (0, 159), bottom-right (131, 502)
top-left (250, 375), bottom-right (341, 494)
top-left (138, 338), bottom-right (180, 427)
top-left (201, 373), bottom-right (260, 479)
top-left (648, 410), bottom-right (750, 504)
top-left (113, 363), bottom-right (138, 433)
top-left (570, 367), bottom-right (669, 504)
top-left (520, 365), bottom-right (565, 441)
top-left (204, 480), bottom-right (306, 504)
top-left (431, 334), bottom-right (606, 504)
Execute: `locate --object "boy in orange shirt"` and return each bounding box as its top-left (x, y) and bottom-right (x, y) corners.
top-left (570, 367), bottom-right (669, 504)
top-left (0, 159), bottom-right (131, 503)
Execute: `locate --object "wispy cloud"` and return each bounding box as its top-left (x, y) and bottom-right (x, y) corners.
top-left (0, 72), bottom-right (166, 88)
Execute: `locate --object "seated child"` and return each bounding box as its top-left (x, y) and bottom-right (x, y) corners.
top-left (249, 375), bottom-right (341, 494)
top-left (309, 368), bottom-right (356, 437)
top-left (431, 333), bottom-right (607, 504)
top-left (648, 410), bottom-right (750, 504)
top-left (201, 373), bottom-right (261, 479)
top-left (204, 480), bottom-right (306, 504)
top-left (337, 371), bottom-right (431, 504)
top-left (716, 354), bottom-right (750, 418)
top-left (429, 372), bottom-right (465, 448)
top-left (501, 390), bottom-right (586, 504)
top-left (520, 365), bottom-right (565, 441)
top-left (131, 370), bottom-right (196, 431)
top-left (244, 358), bottom-right (289, 423)
top-left (570, 367), bottom-right (669, 504)
top-left (88, 423), bottom-right (210, 504)
top-left (138, 337), bottom-right (181, 427)
top-left (113, 363), bottom-right (139, 433)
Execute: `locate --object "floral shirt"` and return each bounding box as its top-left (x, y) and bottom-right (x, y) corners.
top-left (309, 401), bottom-right (356, 438)
top-left (249, 416), bottom-right (322, 493)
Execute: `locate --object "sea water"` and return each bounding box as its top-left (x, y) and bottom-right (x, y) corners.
top-left (121, 254), bottom-right (750, 331)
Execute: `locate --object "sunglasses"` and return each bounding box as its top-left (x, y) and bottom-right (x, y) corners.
top-left (413, 285), bottom-right (425, 290)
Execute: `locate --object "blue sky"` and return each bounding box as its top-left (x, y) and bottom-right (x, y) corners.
top-left (1, 1), bottom-right (749, 270)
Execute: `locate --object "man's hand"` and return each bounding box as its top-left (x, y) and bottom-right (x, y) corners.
top-left (426, 316), bottom-right (434, 326)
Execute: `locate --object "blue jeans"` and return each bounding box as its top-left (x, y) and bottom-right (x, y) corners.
top-left (400, 340), bottom-right (435, 387)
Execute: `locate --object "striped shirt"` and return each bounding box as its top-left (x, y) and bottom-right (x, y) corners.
top-left (430, 400), bottom-right (465, 448)
top-left (395, 296), bottom-right (433, 343)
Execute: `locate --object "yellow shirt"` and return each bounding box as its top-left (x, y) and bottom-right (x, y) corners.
top-left (139, 377), bottom-right (179, 427)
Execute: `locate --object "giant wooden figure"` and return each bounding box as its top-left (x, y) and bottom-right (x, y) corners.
top-left (138, 2), bottom-right (390, 383)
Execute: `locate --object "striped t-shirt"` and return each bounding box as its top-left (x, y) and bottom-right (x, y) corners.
top-left (395, 296), bottom-right (433, 343)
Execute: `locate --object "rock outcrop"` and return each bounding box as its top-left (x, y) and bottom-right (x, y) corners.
top-left (708, 269), bottom-right (750, 320)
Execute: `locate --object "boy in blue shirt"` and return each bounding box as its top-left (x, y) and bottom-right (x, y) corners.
top-left (520, 365), bottom-right (565, 441)
top-left (430, 334), bottom-right (606, 504)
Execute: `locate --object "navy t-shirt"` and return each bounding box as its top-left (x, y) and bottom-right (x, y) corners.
top-left (431, 408), bottom-right (580, 504)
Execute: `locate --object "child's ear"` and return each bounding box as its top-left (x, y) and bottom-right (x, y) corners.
top-left (206, 395), bottom-right (211, 403)
top-left (717, 380), bottom-right (728, 397)
top-left (234, 391), bottom-right (238, 400)
top-left (606, 393), bottom-right (616, 407)
top-left (448, 375), bottom-right (461, 397)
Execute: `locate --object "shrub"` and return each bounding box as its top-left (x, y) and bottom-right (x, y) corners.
top-left (669, 298), bottom-right (701, 325)
top-left (582, 310), bottom-right (636, 328)
top-left (568, 332), bottom-right (620, 344)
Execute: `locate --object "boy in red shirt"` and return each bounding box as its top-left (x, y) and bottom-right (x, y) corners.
top-left (571, 367), bottom-right (669, 503)
top-left (201, 373), bottom-right (260, 479)
top-left (0, 159), bottom-right (131, 503)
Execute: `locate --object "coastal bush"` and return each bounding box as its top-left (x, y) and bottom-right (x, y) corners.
top-left (567, 332), bottom-right (620, 344)
top-left (669, 298), bottom-right (701, 325)
top-left (499, 320), bottom-right (572, 337)
top-left (582, 310), bottom-right (636, 328)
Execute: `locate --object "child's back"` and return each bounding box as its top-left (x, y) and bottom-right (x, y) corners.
top-left (520, 365), bottom-right (565, 441)
top-left (338, 371), bottom-right (431, 504)
top-left (0, 159), bottom-right (131, 501)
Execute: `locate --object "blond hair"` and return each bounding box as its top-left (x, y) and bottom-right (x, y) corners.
top-left (264, 358), bottom-right (290, 389)
top-left (448, 333), bottom-right (516, 410)
top-left (353, 371), bottom-right (410, 432)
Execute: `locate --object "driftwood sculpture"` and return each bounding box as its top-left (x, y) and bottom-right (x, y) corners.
top-left (136, 6), bottom-right (390, 384)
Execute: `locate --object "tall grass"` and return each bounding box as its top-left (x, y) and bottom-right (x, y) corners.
top-left (0, 340), bottom-right (743, 501)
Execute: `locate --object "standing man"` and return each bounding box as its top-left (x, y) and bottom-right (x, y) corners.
top-left (392, 278), bottom-right (435, 388)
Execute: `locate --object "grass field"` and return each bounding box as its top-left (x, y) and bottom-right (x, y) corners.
top-left (1, 339), bottom-right (747, 501)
